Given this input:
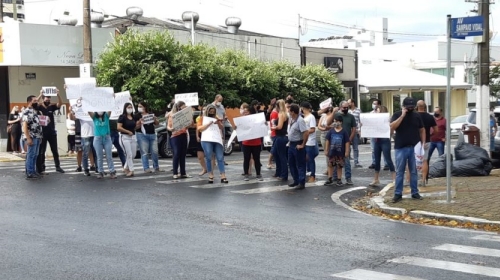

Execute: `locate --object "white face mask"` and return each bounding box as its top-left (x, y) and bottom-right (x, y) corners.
top-left (138, 107), bottom-right (144, 113)
top-left (126, 108), bottom-right (133, 114)
top-left (372, 104), bottom-right (377, 110)
top-left (216, 102), bottom-right (221, 106)
top-left (240, 109), bottom-right (244, 115)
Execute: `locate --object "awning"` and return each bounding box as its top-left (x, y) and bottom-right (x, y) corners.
top-left (359, 63), bottom-right (473, 91)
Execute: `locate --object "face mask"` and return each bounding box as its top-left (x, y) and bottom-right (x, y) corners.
top-left (97, 112), bottom-right (104, 116)
top-left (240, 109), bottom-right (244, 115)
top-left (208, 114), bottom-right (216, 118)
top-left (44, 101), bottom-right (50, 106)
top-left (434, 113), bottom-right (440, 117)
top-left (32, 103), bottom-right (38, 110)
top-left (406, 108), bottom-right (414, 113)
top-left (216, 102), bottom-right (221, 106)
top-left (126, 108), bottom-right (133, 114)
top-left (342, 109), bottom-right (348, 114)
top-left (333, 122), bottom-right (341, 128)
top-left (372, 104), bottom-right (377, 110)
top-left (138, 107), bottom-right (144, 113)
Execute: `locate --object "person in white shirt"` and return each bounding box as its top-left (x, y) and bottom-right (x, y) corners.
top-left (80, 119), bottom-right (96, 176)
top-left (300, 102), bottom-right (319, 183)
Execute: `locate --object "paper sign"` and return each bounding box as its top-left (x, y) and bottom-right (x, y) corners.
top-left (69, 99), bottom-right (92, 121)
top-left (175, 92), bottom-right (199, 107)
top-left (200, 116), bottom-right (223, 146)
top-left (320, 98), bottom-right (332, 110)
top-left (64, 77), bottom-right (97, 100)
top-left (110, 91), bottom-right (133, 120)
top-left (39, 115), bottom-right (48, 126)
top-left (142, 114), bottom-right (155, 125)
top-left (227, 130), bottom-right (237, 148)
top-left (172, 107), bottom-right (193, 131)
top-left (81, 87), bottom-right (114, 112)
top-left (359, 113), bottom-right (390, 138)
top-left (415, 142), bottom-right (425, 171)
top-left (42, 87), bottom-right (57, 96)
top-left (233, 112), bottom-right (268, 142)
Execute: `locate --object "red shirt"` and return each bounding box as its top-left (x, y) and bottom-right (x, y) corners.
top-left (269, 110), bottom-right (278, 137)
top-left (431, 117), bottom-right (446, 142)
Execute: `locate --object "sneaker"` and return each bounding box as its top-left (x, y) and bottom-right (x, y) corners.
top-left (294, 184), bottom-right (305, 190)
top-left (56, 167), bottom-right (65, 173)
top-left (145, 169), bottom-right (153, 173)
top-left (392, 195), bottom-right (403, 203)
top-left (75, 166), bottom-right (82, 172)
top-left (26, 174), bottom-right (39, 180)
top-left (336, 179), bottom-right (344, 186)
top-left (180, 174), bottom-right (192, 178)
top-left (324, 178), bottom-right (334, 186)
top-left (346, 178), bottom-right (353, 185)
top-left (109, 171), bottom-right (117, 179)
top-left (97, 172), bottom-right (104, 179)
top-left (256, 175), bottom-right (263, 181)
top-left (173, 174), bottom-right (179, 179)
top-left (244, 175), bottom-right (250, 181)
top-left (155, 168), bottom-right (165, 173)
top-left (368, 164), bottom-right (375, 169)
top-left (411, 193), bottom-right (423, 200)
top-left (355, 164), bottom-right (363, 168)
top-left (307, 176), bottom-right (316, 183)
top-left (369, 180), bottom-right (380, 187)
top-left (84, 170), bottom-right (91, 176)
top-left (288, 182), bottom-right (298, 188)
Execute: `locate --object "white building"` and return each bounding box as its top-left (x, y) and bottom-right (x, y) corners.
top-left (2, 0), bottom-right (25, 22)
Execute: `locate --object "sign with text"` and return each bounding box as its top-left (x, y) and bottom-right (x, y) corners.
top-left (64, 77), bottom-right (97, 100)
top-left (233, 112), bottom-right (268, 142)
top-left (142, 114), bottom-right (155, 125)
top-left (81, 87), bottom-right (114, 112)
top-left (42, 87), bottom-right (57, 96)
top-left (39, 115), bottom-right (48, 126)
top-left (110, 91), bottom-right (133, 120)
top-left (200, 116), bottom-right (223, 146)
top-left (359, 113), bottom-right (390, 138)
top-left (451, 16), bottom-right (484, 39)
top-left (320, 97), bottom-right (332, 110)
top-left (175, 92), bottom-right (199, 107)
top-left (172, 107), bottom-right (193, 131)
top-left (69, 99), bottom-right (92, 121)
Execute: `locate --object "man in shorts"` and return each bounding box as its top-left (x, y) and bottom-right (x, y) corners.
top-left (324, 115), bottom-right (351, 186)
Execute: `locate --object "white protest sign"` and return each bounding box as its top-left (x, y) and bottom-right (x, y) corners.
top-left (64, 77), bottom-right (96, 100)
top-left (81, 87), bottom-right (114, 112)
top-left (42, 87), bottom-right (57, 97)
top-left (233, 112), bottom-right (268, 142)
top-left (110, 91), bottom-right (133, 120)
top-left (201, 116), bottom-right (223, 146)
top-left (39, 115), bottom-right (48, 126)
top-left (69, 99), bottom-right (92, 121)
top-left (227, 130), bottom-right (237, 148)
top-left (359, 113), bottom-right (390, 138)
top-left (142, 114), bottom-right (155, 125)
top-left (172, 107), bottom-right (193, 131)
top-left (320, 98), bottom-right (332, 110)
top-left (175, 92), bottom-right (199, 107)
top-left (415, 142), bottom-right (425, 171)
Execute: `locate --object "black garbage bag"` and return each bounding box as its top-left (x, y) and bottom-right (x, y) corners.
top-left (454, 142), bottom-right (490, 163)
top-left (452, 158), bottom-right (488, 177)
top-left (429, 154), bottom-right (453, 178)
top-left (484, 161), bottom-right (493, 175)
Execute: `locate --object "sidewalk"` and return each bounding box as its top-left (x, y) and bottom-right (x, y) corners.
top-left (356, 169), bottom-right (500, 232)
top-left (0, 152), bottom-right (25, 162)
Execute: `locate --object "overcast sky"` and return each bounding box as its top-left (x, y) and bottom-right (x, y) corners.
top-left (22, 0), bottom-right (500, 44)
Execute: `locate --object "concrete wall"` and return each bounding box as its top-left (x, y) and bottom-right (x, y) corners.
top-left (303, 47), bottom-right (357, 81)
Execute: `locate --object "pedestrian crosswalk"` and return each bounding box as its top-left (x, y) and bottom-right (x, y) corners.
top-left (331, 234), bottom-right (500, 279)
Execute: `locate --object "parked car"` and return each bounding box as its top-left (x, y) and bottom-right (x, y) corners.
top-left (450, 115), bottom-right (468, 137)
top-left (464, 109), bottom-right (500, 159)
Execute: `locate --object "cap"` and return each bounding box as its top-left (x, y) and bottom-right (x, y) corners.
top-left (300, 101), bottom-right (312, 109)
top-left (402, 97), bottom-right (416, 108)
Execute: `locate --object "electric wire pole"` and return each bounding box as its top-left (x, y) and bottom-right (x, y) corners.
top-left (83, 0), bottom-right (92, 63)
top-left (477, 0), bottom-right (491, 151)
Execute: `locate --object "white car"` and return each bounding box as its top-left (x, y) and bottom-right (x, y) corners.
top-left (450, 115), bottom-right (468, 137)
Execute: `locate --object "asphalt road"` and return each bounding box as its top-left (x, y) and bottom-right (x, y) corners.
top-left (1, 141), bottom-right (500, 280)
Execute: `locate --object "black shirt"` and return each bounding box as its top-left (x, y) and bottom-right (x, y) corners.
top-left (134, 113), bottom-right (155, 134)
top-left (75, 119), bottom-right (81, 134)
top-left (391, 111), bottom-right (424, 149)
top-left (275, 116), bottom-right (288, 136)
top-left (418, 112), bottom-right (437, 143)
top-left (118, 115), bottom-right (137, 135)
top-left (38, 104), bottom-right (59, 133)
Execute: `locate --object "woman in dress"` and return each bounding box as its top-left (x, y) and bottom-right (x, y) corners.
top-left (8, 106), bottom-right (22, 154)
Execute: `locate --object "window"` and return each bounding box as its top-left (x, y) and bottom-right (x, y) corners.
top-left (419, 68), bottom-right (455, 78)
top-left (4, 13), bottom-right (25, 19)
top-left (2, 0), bottom-right (24, 4)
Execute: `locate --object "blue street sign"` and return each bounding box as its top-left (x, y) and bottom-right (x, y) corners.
top-left (451, 16), bottom-right (484, 39)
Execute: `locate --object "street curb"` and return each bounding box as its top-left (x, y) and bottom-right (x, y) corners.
top-left (370, 183), bottom-right (500, 227)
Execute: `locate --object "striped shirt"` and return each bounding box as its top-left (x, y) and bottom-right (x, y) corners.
top-left (349, 107), bottom-right (361, 131)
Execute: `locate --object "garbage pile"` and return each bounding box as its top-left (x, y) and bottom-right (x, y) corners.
top-left (429, 142), bottom-right (493, 178)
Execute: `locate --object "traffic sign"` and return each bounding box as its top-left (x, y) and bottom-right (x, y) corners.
top-left (451, 16), bottom-right (484, 39)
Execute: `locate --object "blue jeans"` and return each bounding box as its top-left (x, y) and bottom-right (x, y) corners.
top-left (111, 130), bottom-right (126, 167)
top-left (374, 138), bottom-right (395, 172)
top-left (288, 142), bottom-right (306, 185)
top-left (81, 137), bottom-right (94, 171)
top-left (201, 141), bottom-right (225, 174)
top-left (93, 135), bottom-right (115, 173)
top-left (137, 133), bottom-right (159, 170)
top-left (395, 146), bottom-right (419, 196)
top-left (305, 143), bottom-right (319, 177)
top-left (351, 134), bottom-right (359, 165)
top-left (273, 135), bottom-right (288, 180)
top-left (25, 138), bottom-right (40, 175)
top-left (170, 133), bottom-right (188, 176)
top-left (428, 141), bottom-right (445, 159)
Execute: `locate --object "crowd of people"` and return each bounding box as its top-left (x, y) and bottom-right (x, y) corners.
top-left (13, 86), bottom-right (459, 202)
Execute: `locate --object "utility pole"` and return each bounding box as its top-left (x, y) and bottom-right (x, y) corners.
top-left (477, 0), bottom-right (491, 151)
top-left (0, 0), bottom-right (4, 23)
top-left (83, 0), bottom-right (92, 63)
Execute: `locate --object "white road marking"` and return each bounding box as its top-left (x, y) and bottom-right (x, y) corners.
top-left (471, 235), bottom-right (500, 243)
top-left (186, 178), bottom-right (275, 189)
top-left (433, 244), bottom-right (500, 258)
top-left (231, 183), bottom-right (316, 194)
top-left (331, 268), bottom-right (425, 280)
top-left (389, 256), bottom-right (500, 278)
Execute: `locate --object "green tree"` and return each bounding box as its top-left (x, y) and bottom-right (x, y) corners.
top-left (490, 65), bottom-right (500, 98)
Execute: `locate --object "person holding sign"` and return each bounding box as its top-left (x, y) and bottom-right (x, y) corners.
top-left (238, 104), bottom-right (264, 182)
top-left (87, 109), bottom-right (116, 179)
top-left (197, 104), bottom-right (228, 184)
top-left (117, 103), bottom-right (138, 177)
top-left (369, 106), bottom-right (395, 188)
top-left (135, 102), bottom-right (161, 173)
top-left (167, 101), bottom-right (192, 179)
top-left (36, 88), bottom-right (65, 174)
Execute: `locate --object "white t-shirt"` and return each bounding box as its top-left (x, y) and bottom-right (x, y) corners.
top-left (80, 120), bottom-right (94, 138)
top-left (66, 119), bottom-right (75, 136)
top-left (304, 114), bottom-right (317, 146)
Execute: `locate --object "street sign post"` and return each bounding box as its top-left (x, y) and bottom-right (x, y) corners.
top-left (445, 15), bottom-right (484, 203)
